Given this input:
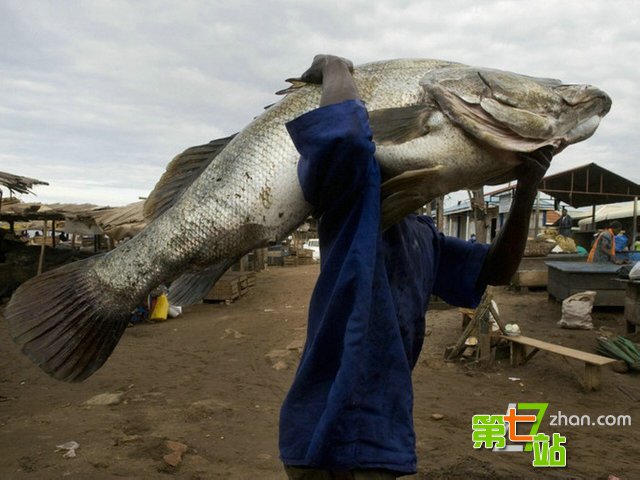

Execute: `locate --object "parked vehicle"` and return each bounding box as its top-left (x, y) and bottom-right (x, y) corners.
top-left (303, 238), bottom-right (320, 261)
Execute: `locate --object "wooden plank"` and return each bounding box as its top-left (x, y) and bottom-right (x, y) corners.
top-left (501, 335), bottom-right (616, 366)
top-left (459, 308), bottom-right (475, 329)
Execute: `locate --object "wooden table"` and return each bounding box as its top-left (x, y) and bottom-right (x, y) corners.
top-left (621, 279), bottom-right (640, 333)
top-left (546, 261), bottom-right (625, 306)
top-left (513, 253), bottom-right (585, 288)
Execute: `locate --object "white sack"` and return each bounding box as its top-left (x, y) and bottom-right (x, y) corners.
top-left (557, 291), bottom-right (596, 330)
top-left (630, 262), bottom-right (640, 281)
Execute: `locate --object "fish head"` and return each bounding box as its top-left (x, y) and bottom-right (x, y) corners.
top-left (552, 84), bottom-right (612, 149)
top-left (419, 65), bottom-right (612, 155)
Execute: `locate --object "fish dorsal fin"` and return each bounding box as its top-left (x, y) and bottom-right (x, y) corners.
top-left (380, 166), bottom-right (443, 231)
top-left (144, 135), bottom-right (235, 221)
top-left (369, 105), bottom-right (433, 145)
top-left (275, 78), bottom-right (309, 96)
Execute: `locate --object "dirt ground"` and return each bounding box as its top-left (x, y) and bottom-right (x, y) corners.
top-left (1, 264), bottom-right (639, 479)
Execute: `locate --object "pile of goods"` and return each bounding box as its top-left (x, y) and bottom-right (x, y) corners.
top-left (596, 336), bottom-right (640, 371)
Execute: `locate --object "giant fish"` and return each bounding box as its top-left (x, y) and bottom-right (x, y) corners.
top-left (5, 59), bottom-right (611, 381)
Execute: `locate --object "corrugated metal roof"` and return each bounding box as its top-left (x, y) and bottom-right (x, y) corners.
top-left (539, 163), bottom-right (640, 207)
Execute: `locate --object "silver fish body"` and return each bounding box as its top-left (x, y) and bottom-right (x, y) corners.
top-left (5, 59), bottom-right (611, 381)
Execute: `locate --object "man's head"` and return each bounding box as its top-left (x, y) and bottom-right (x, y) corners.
top-left (561, 207), bottom-right (567, 216)
top-left (610, 221), bottom-right (623, 234)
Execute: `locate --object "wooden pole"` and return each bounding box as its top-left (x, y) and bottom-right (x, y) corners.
top-left (468, 188), bottom-right (487, 242)
top-left (533, 191), bottom-right (541, 238)
top-left (633, 196), bottom-right (638, 250)
top-left (37, 220), bottom-right (47, 275)
top-left (436, 196), bottom-right (444, 232)
top-left (51, 220), bottom-right (56, 248)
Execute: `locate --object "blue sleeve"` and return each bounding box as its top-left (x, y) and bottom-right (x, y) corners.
top-left (286, 99), bottom-right (376, 215)
top-left (432, 233), bottom-right (490, 309)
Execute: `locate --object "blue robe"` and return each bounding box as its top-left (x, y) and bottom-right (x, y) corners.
top-left (279, 99), bottom-right (489, 475)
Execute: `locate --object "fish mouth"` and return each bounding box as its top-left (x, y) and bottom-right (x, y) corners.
top-left (555, 84), bottom-right (612, 116)
top-left (564, 114), bottom-right (603, 146)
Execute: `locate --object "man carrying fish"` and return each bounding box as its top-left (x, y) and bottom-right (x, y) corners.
top-left (279, 55), bottom-right (551, 479)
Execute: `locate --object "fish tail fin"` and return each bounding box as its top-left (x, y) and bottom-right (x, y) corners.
top-left (4, 257), bottom-right (130, 382)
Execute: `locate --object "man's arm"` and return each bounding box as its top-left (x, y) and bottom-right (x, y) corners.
top-left (477, 148), bottom-right (552, 286)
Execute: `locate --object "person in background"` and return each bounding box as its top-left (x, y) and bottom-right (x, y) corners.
top-left (588, 220), bottom-right (623, 263)
top-left (279, 54), bottom-right (551, 479)
top-left (469, 233), bottom-right (477, 243)
top-left (554, 206), bottom-right (573, 237)
top-left (614, 229), bottom-right (628, 253)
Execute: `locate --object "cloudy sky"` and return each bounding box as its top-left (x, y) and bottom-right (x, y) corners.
top-left (1, 0), bottom-right (639, 207)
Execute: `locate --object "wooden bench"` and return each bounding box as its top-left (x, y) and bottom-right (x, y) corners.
top-left (501, 335), bottom-right (618, 391)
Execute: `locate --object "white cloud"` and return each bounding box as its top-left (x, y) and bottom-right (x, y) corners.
top-left (1, 0), bottom-right (639, 207)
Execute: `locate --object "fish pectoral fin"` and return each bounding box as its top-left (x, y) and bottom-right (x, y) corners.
top-left (144, 134), bottom-right (236, 221)
top-left (380, 166), bottom-right (443, 231)
top-left (168, 258), bottom-right (238, 306)
top-left (369, 105), bottom-right (433, 145)
top-left (381, 191), bottom-right (428, 232)
top-left (380, 165), bottom-right (444, 198)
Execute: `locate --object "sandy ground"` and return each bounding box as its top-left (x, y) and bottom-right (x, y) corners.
top-left (1, 264), bottom-right (639, 479)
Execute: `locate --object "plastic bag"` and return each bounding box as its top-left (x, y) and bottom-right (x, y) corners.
top-left (168, 305), bottom-right (183, 318)
top-left (150, 293), bottom-right (170, 321)
top-left (557, 291), bottom-right (596, 330)
top-left (630, 262), bottom-right (640, 281)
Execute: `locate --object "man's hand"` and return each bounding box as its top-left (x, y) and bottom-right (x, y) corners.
top-left (298, 54), bottom-right (359, 107)
top-left (515, 146), bottom-right (553, 194)
top-left (300, 55), bottom-right (354, 85)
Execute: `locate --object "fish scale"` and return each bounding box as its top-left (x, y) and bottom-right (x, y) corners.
top-left (4, 58), bottom-right (611, 381)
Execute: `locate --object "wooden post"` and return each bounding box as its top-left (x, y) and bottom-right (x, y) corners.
top-left (71, 233), bottom-right (77, 250)
top-left (436, 196), bottom-right (444, 231)
top-left (510, 343), bottom-right (527, 366)
top-left (51, 220), bottom-right (56, 248)
top-left (632, 196), bottom-right (638, 250)
top-left (37, 220), bottom-right (47, 275)
top-left (584, 364), bottom-right (602, 391)
top-left (468, 188), bottom-right (487, 242)
top-left (533, 191), bottom-right (541, 238)
top-left (479, 310), bottom-right (492, 365)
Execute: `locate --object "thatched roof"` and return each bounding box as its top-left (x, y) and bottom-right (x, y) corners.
top-left (0, 201), bottom-right (147, 241)
top-left (90, 201), bottom-right (146, 240)
top-left (0, 171), bottom-right (48, 195)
